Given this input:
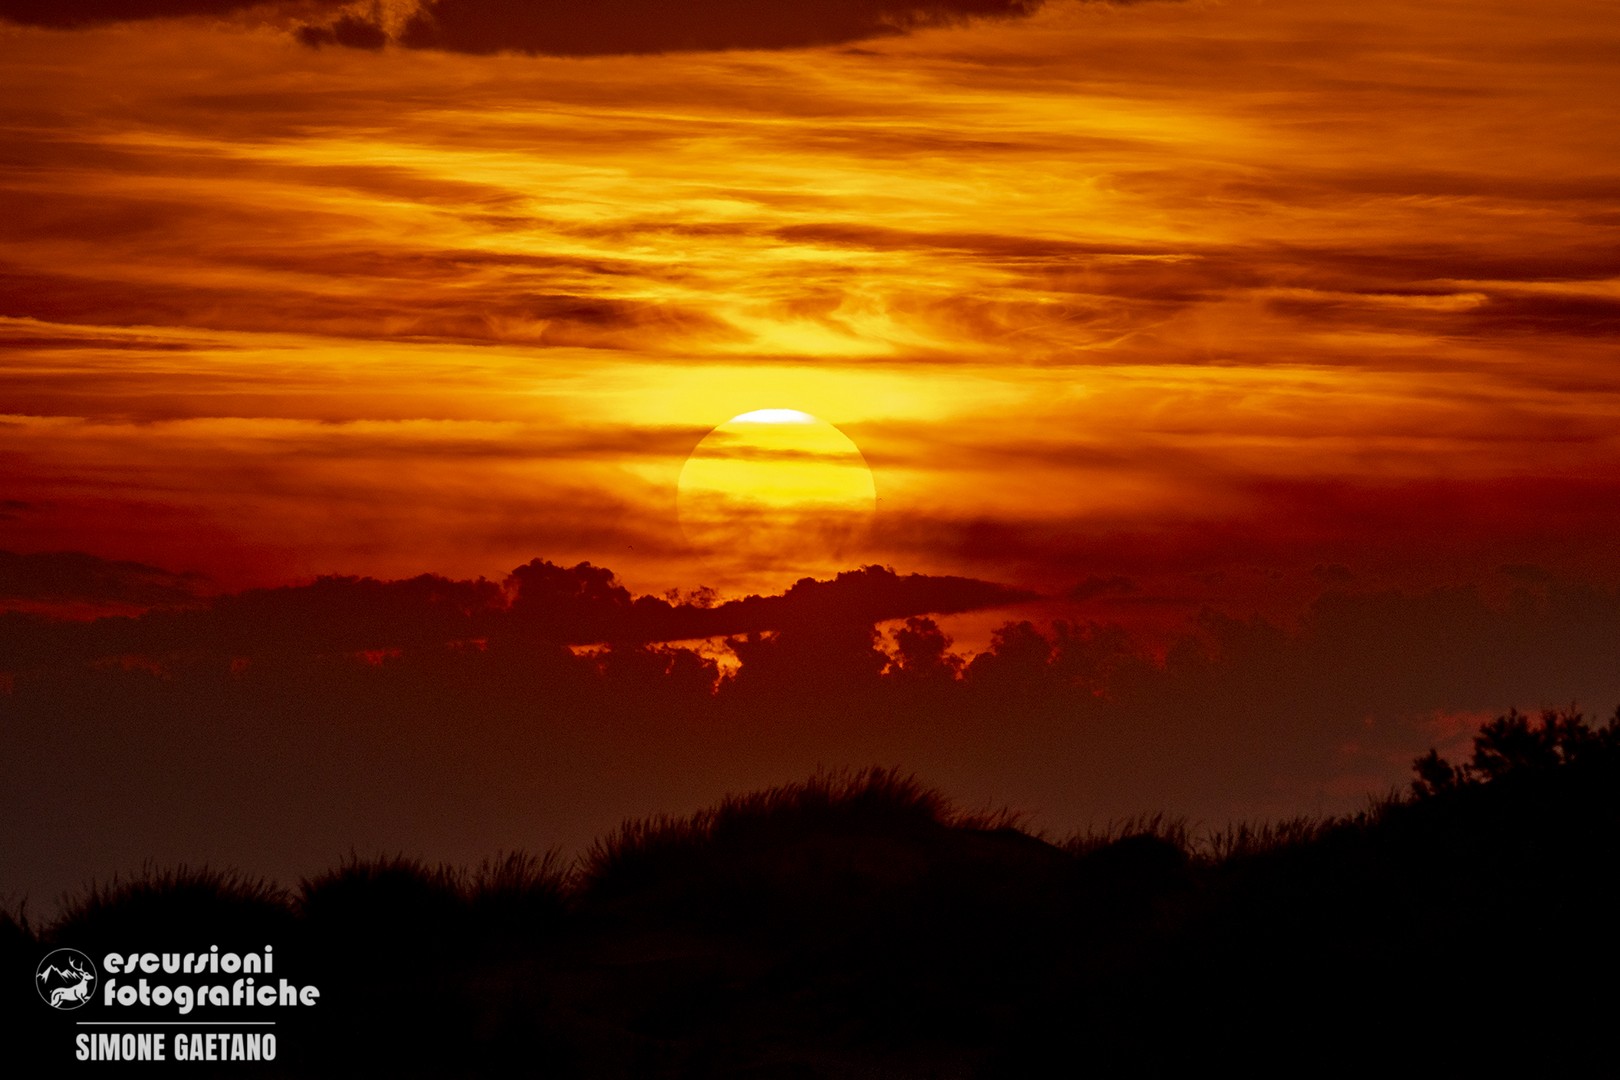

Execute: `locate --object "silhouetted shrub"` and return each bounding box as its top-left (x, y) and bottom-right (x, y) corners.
top-left (298, 854), bottom-right (465, 955)
top-left (1412, 706), bottom-right (1620, 795)
top-left (580, 767), bottom-right (975, 904)
top-left (464, 850), bottom-right (572, 941)
top-left (294, 856), bottom-right (477, 1076)
top-left (1, 901), bottom-right (34, 948)
top-left (1412, 746), bottom-right (1467, 796)
top-left (13, 704), bottom-right (1619, 1075)
top-left (48, 864), bottom-right (292, 954)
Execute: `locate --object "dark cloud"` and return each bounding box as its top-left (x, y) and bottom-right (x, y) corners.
top-left (872, 473), bottom-right (1620, 589)
top-left (0, 549), bottom-right (206, 609)
top-left (1264, 241), bottom-right (1620, 292)
top-left (0, 264), bottom-right (733, 354)
top-left (298, 0), bottom-right (1044, 56)
top-left (1260, 287), bottom-right (1620, 342)
top-left (452, 560), bottom-right (1035, 647)
top-left (309, 13), bottom-right (388, 50)
top-left (0, 0), bottom-right (341, 28)
top-left (0, 330), bottom-right (209, 353)
top-left (1067, 575), bottom-right (1137, 601)
top-left (0, 559), bottom-right (1030, 670)
top-left (1219, 167), bottom-right (1620, 212)
top-left (1464, 293), bottom-right (1620, 338)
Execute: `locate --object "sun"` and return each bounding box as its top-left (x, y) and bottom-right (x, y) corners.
top-left (677, 409), bottom-right (877, 580)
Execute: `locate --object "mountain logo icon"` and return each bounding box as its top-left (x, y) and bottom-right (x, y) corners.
top-left (36, 948), bottom-right (97, 1010)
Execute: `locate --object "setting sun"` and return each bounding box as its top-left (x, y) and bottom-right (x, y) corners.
top-left (677, 409), bottom-right (877, 579)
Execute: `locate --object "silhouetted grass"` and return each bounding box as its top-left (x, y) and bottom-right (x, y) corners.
top-left (298, 853), bottom-right (462, 922)
top-left (579, 766), bottom-right (1015, 908)
top-left (464, 850), bottom-right (572, 939)
top-left (17, 707), bottom-right (1620, 1075)
top-left (292, 850), bottom-right (569, 1076)
top-left (48, 863), bottom-right (292, 953)
top-left (1, 898), bottom-right (35, 946)
top-left (1062, 812), bottom-right (1192, 858)
top-left (582, 767), bottom-right (917, 888)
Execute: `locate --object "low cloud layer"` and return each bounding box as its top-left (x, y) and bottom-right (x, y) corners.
top-left (0, 549), bottom-right (206, 610)
top-left (0, 559), bottom-right (1031, 667)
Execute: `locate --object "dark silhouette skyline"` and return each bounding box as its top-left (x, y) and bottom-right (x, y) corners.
top-left (5, 553), bottom-right (1617, 909)
top-left (8, 710), bottom-right (1618, 1074)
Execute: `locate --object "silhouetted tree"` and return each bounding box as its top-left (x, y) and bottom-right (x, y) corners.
top-left (1412, 706), bottom-right (1620, 795)
top-left (1411, 747), bottom-right (1467, 797)
top-left (965, 620), bottom-right (1052, 687)
top-left (887, 616), bottom-right (963, 683)
top-left (505, 559), bottom-right (633, 642)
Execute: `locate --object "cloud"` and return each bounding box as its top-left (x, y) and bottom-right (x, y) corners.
top-left (870, 472), bottom-right (1620, 589)
top-left (1068, 575), bottom-right (1136, 601)
top-left (0, 260), bottom-right (734, 352)
top-left (1464, 294), bottom-right (1620, 339)
top-left (307, 13), bottom-right (387, 50)
top-left (0, 549), bottom-right (207, 609)
top-left (430, 559), bottom-right (1035, 646)
top-left (0, 0), bottom-right (341, 28)
top-left (293, 0), bottom-right (1046, 56)
top-left (0, 559), bottom-right (1031, 670)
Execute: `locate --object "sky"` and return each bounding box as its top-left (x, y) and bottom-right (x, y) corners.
top-left (3, 0), bottom-right (1619, 905)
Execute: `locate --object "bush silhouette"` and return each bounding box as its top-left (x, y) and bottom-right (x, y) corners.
top-left (15, 704), bottom-right (1620, 1075)
top-left (298, 854), bottom-right (467, 961)
top-left (47, 864), bottom-right (292, 955)
top-left (579, 766), bottom-right (981, 908)
top-left (0, 903), bottom-right (38, 1018)
top-left (1412, 706), bottom-right (1620, 795)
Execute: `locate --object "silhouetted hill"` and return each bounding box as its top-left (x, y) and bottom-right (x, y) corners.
top-left (8, 711), bottom-right (1618, 1076)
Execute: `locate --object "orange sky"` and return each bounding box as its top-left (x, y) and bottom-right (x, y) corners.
top-left (3, 0), bottom-right (1617, 615)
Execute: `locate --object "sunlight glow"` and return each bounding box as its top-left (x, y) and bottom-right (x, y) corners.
top-left (730, 409), bottom-right (816, 424)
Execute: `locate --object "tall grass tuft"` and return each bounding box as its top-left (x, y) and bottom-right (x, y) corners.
top-left (1, 899), bottom-right (35, 945)
top-left (298, 853), bottom-right (462, 923)
top-left (1206, 816), bottom-right (1333, 863)
top-left (1203, 791), bottom-right (1403, 865)
top-left (1063, 812), bottom-right (1192, 859)
top-left (1, 898), bottom-right (38, 986)
top-left (299, 850), bottom-right (573, 954)
top-left (464, 850), bottom-right (572, 937)
top-left (580, 766), bottom-right (990, 903)
top-left (49, 864), bottom-right (291, 951)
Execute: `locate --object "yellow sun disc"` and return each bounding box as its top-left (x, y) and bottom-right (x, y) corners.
top-left (677, 409), bottom-right (877, 578)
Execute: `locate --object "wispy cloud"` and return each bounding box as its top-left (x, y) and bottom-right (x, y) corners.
top-left (0, 0), bottom-right (1616, 599)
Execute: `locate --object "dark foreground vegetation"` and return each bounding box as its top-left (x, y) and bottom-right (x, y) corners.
top-left (8, 707), bottom-right (1619, 1076)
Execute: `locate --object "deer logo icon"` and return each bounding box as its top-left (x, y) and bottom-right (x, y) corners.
top-left (35, 949), bottom-right (97, 1010)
